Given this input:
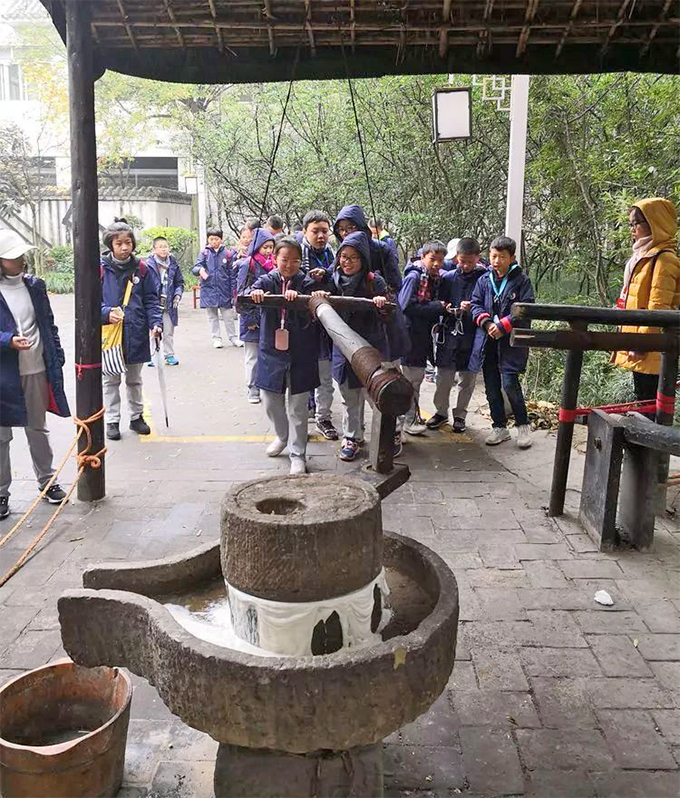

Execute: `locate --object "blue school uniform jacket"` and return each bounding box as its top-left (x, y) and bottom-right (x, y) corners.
top-left (0, 274), bottom-right (70, 427)
top-left (398, 262), bottom-right (446, 368)
top-left (248, 270), bottom-right (319, 395)
top-left (101, 255), bottom-right (163, 366)
top-left (146, 253), bottom-right (184, 327)
top-left (435, 264), bottom-right (488, 371)
top-left (314, 231), bottom-right (389, 389)
top-left (235, 229), bottom-right (275, 343)
top-left (468, 264), bottom-right (535, 374)
top-left (192, 244), bottom-right (236, 309)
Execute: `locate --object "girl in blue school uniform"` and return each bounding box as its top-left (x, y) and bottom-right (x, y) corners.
top-left (310, 230), bottom-right (389, 462)
top-left (235, 227), bottom-right (275, 404)
top-left (192, 227), bottom-right (240, 348)
top-left (248, 236), bottom-right (319, 475)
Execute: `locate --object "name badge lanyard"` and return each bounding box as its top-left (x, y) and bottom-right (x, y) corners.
top-left (489, 268), bottom-right (512, 323)
top-left (275, 279), bottom-right (290, 351)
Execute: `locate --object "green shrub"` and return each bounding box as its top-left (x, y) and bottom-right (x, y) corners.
top-left (43, 270), bottom-right (74, 294)
top-left (45, 245), bottom-right (74, 273)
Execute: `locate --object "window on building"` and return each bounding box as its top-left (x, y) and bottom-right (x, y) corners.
top-left (99, 157), bottom-right (179, 190)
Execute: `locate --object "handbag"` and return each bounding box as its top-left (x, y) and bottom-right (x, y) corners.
top-left (101, 277), bottom-right (134, 376)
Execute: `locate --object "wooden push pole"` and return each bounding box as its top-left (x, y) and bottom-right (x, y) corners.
top-left (548, 323), bottom-right (586, 517)
top-left (66, 1), bottom-right (105, 501)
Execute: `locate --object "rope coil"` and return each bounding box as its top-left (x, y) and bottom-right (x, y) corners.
top-left (0, 408), bottom-right (106, 587)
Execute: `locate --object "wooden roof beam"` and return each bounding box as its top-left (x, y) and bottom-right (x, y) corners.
top-left (305, 0), bottom-right (316, 55)
top-left (640, 0), bottom-right (673, 57)
top-left (263, 0), bottom-right (276, 55)
top-left (163, 0), bottom-right (185, 47)
top-left (516, 0), bottom-right (540, 57)
top-left (555, 0), bottom-right (583, 57)
top-left (207, 0), bottom-right (224, 51)
top-left (115, 0), bottom-right (138, 49)
top-left (350, 0), bottom-right (356, 51)
top-left (438, 0), bottom-right (452, 57)
top-left (600, 0), bottom-right (634, 56)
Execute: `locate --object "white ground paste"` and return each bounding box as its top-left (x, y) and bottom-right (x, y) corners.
top-left (166, 569), bottom-right (391, 658)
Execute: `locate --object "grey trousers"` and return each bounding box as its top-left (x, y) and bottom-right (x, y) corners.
top-left (315, 359), bottom-right (334, 423)
top-left (261, 381), bottom-right (309, 461)
top-left (0, 372), bottom-right (55, 498)
top-left (401, 365), bottom-right (426, 424)
top-left (162, 311), bottom-right (175, 357)
top-left (206, 307), bottom-right (237, 342)
top-left (338, 381), bottom-right (365, 442)
top-left (244, 341), bottom-right (259, 392)
top-left (103, 362), bottom-right (144, 424)
top-left (433, 368), bottom-right (478, 419)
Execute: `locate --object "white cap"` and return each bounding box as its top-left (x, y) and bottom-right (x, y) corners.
top-left (0, 230), bottom-right (35, 260)
top-left (446, 238), bottom-right (460, 260)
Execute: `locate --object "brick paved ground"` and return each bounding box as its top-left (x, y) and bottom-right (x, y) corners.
top-left (1, 295), bottom-right (679, 797)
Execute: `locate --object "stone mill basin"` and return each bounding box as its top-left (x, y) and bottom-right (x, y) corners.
top-left (58, 477), bottom-right (459, 755)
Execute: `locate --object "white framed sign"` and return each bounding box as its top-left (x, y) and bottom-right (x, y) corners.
top-left (432, 87), bottom-right (472, 143)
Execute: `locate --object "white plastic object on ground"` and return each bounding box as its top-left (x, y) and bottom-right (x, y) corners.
top-left (594, 589), bottom-right (614, 606)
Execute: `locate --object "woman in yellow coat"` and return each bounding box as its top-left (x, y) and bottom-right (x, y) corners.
top-left (614, 197), bottom-right (680, 401)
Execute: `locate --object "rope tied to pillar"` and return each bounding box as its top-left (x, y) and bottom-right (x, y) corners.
top-left (75, 361), bottom-right (102, 381)
top-left (0, 407), bottom-right (106, 587)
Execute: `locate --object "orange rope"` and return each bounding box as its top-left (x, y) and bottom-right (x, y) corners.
top-left (0, 408), bottom-right (106, 587)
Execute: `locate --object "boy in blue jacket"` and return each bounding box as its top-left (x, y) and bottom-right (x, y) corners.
top-left (0, 231), bottom-right (69, 518)
top-left (248, 237), bottom-right (319, 475)
top-left (101, 219), bottom-right (162, 441)
top-left (469, 235), bottom-right (534, 449)
top-left (192, 227), bottom-right (240, 349)
top-left (427, 238), bottom-right (487, 433)
top-left (235, 227), bottom-right (275, 404)
top-left (398, 241), bottom-right (449, 437)
top-left (146, 236), bottom-right (184, 366)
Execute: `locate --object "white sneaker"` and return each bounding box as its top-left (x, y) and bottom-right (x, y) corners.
top-left (289, 457), bottom-right (307, 475)
top-left (248, 390), bottom-right (261, 404)
top-left (404, 420), bottom-right (428, 436)
top-left (266, 438), bottom-right (286, 457)
top-left (516, 425), bottom-right (533, 449)
top-left (213, 339), bottom-right (223, 349)
top-left (230, 337), bottom-right (243, 348)
top-left (485, 427), bottom-right (511, 446)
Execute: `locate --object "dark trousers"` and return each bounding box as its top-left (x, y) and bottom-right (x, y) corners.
top-left (632, 371), bottom-right (658, 403)
top-left (482, 340), bottom-right (529, 428)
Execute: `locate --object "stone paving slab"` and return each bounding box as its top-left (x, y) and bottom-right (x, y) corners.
top-left (1, 295), bottom-right (679, 797)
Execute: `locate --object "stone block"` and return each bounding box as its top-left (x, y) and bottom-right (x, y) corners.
top-left (524, 769), bottom-right (596, 797)
top-left (514, 543), bottom-right (573, 561)
top-left (636, 601), bottom-right (680, 633)
top-left (394, 694), bottom-right (460, 747)
top-left (559, 560), bottom-right (624, 579)
top-left (0, 629), bottom-right (62, 670)
top-left (588, 634), bottom-right (654, 677)
top-left (478, 544), bottom-right (520, 570)
top-left (383, 744), bottom-right (465, 792)
top-left (587, 678), bottom-right (676, 709)
top-left (459, 726), bottom-right (523, 795)
top-left (451, 690), bottom-right (540, 728)
top-left (530, 677), bottom-right (597, 729)
top-left (151, 760), bottom-right (215, 797)
top-left (447, 661), bottom-right (478, 692)
top-left (526, 610), bottom-right (589, 648)
top-left (597, 709), bottom-right (677, 769)
top-left (589, 770), bottom-right (680, 797)
top-left (475, 588), bottom-right (527, 620)
top-left (472, 648), bottom-right (528, 691)
top-left (167, 722), bottom-right (219, 761)
top-left (649, 662), bottom-right (680, 697)
top-left (636, 634), bottom-right (680, 661)
top-left (515, 728), bottom-right (615, 770)
top-left (523, 560), bottom-right (569, 588)
top-left (652, 710), bottom-right (680, 745)
top-left (520, 648), bottom-right (602, 678)
top-left (575, 610), bottom-right (648, 634)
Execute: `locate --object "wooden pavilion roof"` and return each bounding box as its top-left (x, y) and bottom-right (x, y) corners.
top-left (40, 1), bottom-right (680, 83)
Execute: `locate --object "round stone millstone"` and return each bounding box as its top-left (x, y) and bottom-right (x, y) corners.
top-left (220, 475), bottom-right (383, 602)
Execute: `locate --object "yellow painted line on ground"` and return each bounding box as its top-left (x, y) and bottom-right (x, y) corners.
top-left (141, 431), bottom-right (473, 444)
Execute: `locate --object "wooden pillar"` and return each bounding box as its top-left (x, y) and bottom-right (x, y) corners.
top-left (548, 323), bottom-right (586, 517)
top-left (655, 349), bottom-right (679, 511)
top-left (66, 1), bottom-right (105, 501)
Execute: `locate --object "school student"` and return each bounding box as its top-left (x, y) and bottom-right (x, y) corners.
top-left (248, 236), bottom-right (319, 475)
top-left (235, 227), bottom-right (275, 404)
top-left (299, 210), bottom-right (337, 440)
top-left (146, 236), bottom-right (184, 366)
top-left (427, 238), bottom-right (487, 433)
top-left (101, 219), bottom-right (163, 441)
top-left (0, 231), bottom-right (69, 518)
top-left (265, 214), bottom-right (285, 237)
top-left (192, 227), bottom-right (240, 348)
top-left (310, 231), bottom-right (388, 462)
top-left (398, 241), bottom-right (449, 436)
top-left (469, 235), bottom-right (534, 449)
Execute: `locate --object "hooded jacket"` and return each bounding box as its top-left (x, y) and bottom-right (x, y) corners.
top-left (398, 261), bottom-right (446, 368)
top-left (101, 255), bottom-right (163, 366)
top-left (314, 231), bottom-right (389, 388)
top-left (146, 252), bottom-right (184, 328)
top-left (0, 274), bottom-right (70, 427)
top-left (469, 263), bottom-right (535, 374)
top-left (247, 267), bottom-right (319, 395)
top-left (192, 243), bottom-right (236, 309)
top-left (333, 205), bottom-right (402, 292)
top-left (436, 263), bottom-right (488, 371)
top-left (235, 228), bottom-right (275, 343)
top-left (614, 198), bottom-right (680, 376)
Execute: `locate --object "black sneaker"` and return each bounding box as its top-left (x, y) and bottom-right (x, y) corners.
top-left (44, 484), bottom-right (66, 504)
top-left (130, 416), bottom-right (151, 435)
top-left (425, 413), bottom-right (448, 430)
top-left (452, 417), bottom-right (466, 433)
top-left (0, 496), bottom-right (8, 519)
top-left (106, 422), bottom-right (121, 440)
top-left (316, 419), bottom-right (339, 441)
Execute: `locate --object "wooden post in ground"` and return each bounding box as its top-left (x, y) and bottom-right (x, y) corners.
top-left (548, 323), bottom-right (586, 517)
top-left (655, 349), bottom-right (679, 512)
top-left (66, 1), bottom-right (105, 501)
